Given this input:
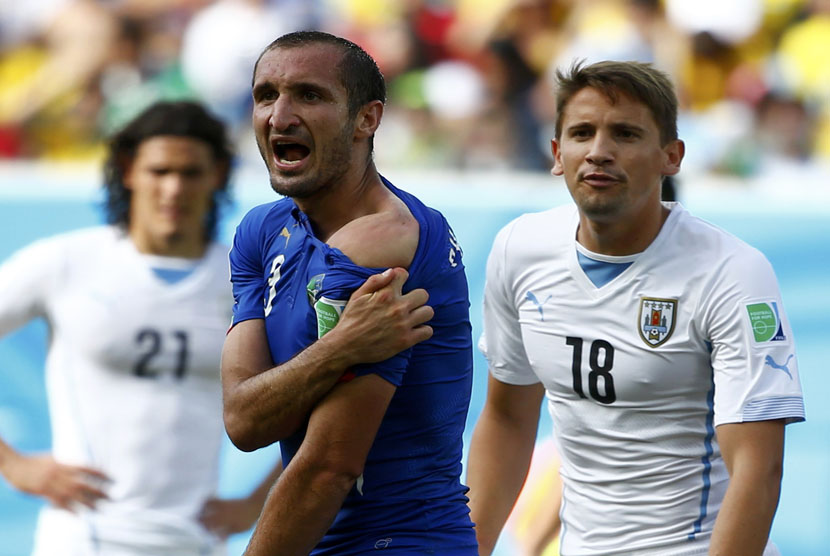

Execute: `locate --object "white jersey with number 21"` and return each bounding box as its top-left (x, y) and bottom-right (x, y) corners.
top-left (0, 226), bottom-right (232, 555)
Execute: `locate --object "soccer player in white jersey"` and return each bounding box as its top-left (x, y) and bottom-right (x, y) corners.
top-left (0, 101), bottom-right (281, 556)
top-left (467, 61), bottom-right (805, 556)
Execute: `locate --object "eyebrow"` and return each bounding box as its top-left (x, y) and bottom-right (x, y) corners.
top-left (252, 80), bottom-right (332, 99)
top-left (565, 121), bottom-right (648, 134)
top-left (609, 122), bottom-right (647, 133)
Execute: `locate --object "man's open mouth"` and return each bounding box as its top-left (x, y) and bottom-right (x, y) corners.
top-left (273, 141), bottom-right (310, 166)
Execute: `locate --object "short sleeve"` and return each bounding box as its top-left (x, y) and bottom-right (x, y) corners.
top-left (704, 247), bottom-right (805, 426)
top-left (229, 211), bottom-right (267, 326)
top-left (478, 221), bottom-right (539, 386)
top-left (0, 236), bottom-right (63, 337)
top-left (310, 258), bottom-right (411, 387)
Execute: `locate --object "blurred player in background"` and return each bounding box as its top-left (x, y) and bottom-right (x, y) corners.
top-left (221, 31), bottom-right (477, 555)
top-left (468, 60), bottom-right (805, 556)
top-left (0, 101), bottom-right (281, 556)
top-left (504, 438), bottom-right (562, 556)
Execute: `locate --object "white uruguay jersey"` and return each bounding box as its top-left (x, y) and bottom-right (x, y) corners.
top-left (480, 203), bottom-right (804, 556)
top-left (0, 226), bottom-right (232, 554)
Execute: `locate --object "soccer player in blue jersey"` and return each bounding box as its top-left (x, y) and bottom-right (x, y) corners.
top-left (220, 31), bottom-right (477, 555)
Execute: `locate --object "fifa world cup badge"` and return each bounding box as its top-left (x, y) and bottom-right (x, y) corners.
top-left (314, 296), bottom-right (348, 338)
top-left (306, 274), bottom-right (347, 338)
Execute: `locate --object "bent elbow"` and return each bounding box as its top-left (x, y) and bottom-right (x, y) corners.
top-left (311, 459), bottom-right (365, 495)
top-left (310, 449), bottom-right (366, 489)
top-left (223, 410), bottom-right (262, 453)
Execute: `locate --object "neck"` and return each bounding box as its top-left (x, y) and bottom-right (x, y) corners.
top-left (294, 162), bottom-right (389, 242)
top-left (577, 203), bottom-right (669, 256)
top-left (130, 229), bottom-right (207, 258)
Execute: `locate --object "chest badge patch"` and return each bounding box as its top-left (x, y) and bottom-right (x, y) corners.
top-left (638, 297), bottom-right (677, 348)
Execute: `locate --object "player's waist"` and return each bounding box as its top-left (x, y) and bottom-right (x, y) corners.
top-left (558, 474), bottom-right (727, 555)
top-left (334, 495), bottom-right (473, 531)
top-left (317, 498), bottom-right (475, 555)
top-left (38, 506), bottom-right (215, 551)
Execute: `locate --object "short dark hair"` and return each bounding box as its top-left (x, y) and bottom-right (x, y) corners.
top-left (554, 60), bottom-right (679, 145)
top-left (253, 30), bottom-right (387, 119)
top-left (103, 101), bottom-right (234, 241)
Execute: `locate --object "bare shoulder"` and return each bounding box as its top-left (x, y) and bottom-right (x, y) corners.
top-left (327, 198), bottom-right (419, 270)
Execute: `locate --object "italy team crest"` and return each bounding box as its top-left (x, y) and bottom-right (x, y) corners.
top-left (638, 297), bottom-right (677, 348)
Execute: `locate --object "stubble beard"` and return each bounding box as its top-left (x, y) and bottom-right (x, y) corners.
top-left (266, 123), bottom-right (355, 200)
top-left (572, 182), bottom-right (629, 221)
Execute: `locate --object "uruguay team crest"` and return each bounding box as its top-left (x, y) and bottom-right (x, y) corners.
top-left (638, 297), bottom-right (677, 348)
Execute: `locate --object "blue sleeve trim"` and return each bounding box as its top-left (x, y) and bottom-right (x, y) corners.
top-left (742, 396), bottom-right (805, 424)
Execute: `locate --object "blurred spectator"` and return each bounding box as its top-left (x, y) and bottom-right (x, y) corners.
top-left (773, 0), bottom-right (830, 160)
top-left (0, 0), bottom-right (828, 174)
top-left (716, 92), bottom-right (816, 176)
top-left (180, 0), bottom-right (318, 130)
top-left (0, 0), bottom-right (119, 158)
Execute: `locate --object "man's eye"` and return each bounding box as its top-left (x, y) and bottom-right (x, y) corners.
top-left (303, 91), bottom-right (321, 101)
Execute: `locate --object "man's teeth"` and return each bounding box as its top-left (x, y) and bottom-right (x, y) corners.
top-left (278, 157), bottom-right (303, 165)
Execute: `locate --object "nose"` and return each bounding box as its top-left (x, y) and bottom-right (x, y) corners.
top-left (585, 132), bottom-right (615, 166)
top-left (268, 96), bottom-right (300, 131)
top-left (160, 172), bottom-right (186, 200)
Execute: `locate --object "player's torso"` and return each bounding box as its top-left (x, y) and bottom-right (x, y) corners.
top-left (249, 198), bottom-right (477, 553)
top-left (257, 208), bottom-right (326, 363)
top-left (508, 208), bottom-right (727, 553)
top-left (43, 231), bottom-right (230, 528)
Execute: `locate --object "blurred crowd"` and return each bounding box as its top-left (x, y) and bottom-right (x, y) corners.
top-left (1, 0), bottom-right (829, 179)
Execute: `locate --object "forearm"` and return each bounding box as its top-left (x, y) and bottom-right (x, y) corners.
top-left (247, 459), bottom-right (284, 509)
top-left (523, 486), bottom-right (561, 556)
top-left (243, 451), bottom-right (354, 556)
top-left (241, 373), bottom-right (393, 555)
top-left (0, 437), bottom-right (20, 479)
top-left (467, 409), bottom-right (538, 555)
top-left (223, 330), bottom-right (354, 451)
top-left (708, 467), bottom-right (781, 555)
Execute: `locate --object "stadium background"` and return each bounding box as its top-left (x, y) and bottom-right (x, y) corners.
top-left (1, 0), bottom-right (829, 554)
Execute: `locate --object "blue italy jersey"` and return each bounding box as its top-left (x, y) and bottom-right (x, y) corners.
top-left (229, 177), bottom-right (476, 554)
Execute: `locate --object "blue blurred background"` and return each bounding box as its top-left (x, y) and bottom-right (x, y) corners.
top-left (0, 167), bottom-right (828, 554)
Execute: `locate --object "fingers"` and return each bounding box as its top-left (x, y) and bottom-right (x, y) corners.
top-left (198, 501), bottom-right (228, 537)
top-left (410, 324), bottom-right (434, 346)
top-left (52, 484), bottom-right (108, 512)
top-left (76, 466), bottom-right (111, 483)
top-left (350, 268), bottom-right (406, 299)
top-left (408, 304), bottom-right (435, 327)
top-left (74, 484), bottom-right (109, 509)
top-left (50, 466), bottom-right (110, 511)
top-left (401, 287), bottom-right (429, 312)
top-left (387, 267), bottom-right (409, 295)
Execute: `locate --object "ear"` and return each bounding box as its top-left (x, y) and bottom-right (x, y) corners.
top-left (661, 139), bottom-right (685, 176)
top-left (551, 138), bottom-right (564, 176)
top-left (120, 154), bottom-right (136, 190)
top-left (212, 159), bottom-right (231, 192)
top-left (354, 100), bottom-right (384, 140)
